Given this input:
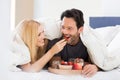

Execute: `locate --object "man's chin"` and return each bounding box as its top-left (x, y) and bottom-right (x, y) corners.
top-left (66, 40), bottom-right (71, 44)
top-left (67, 40), bottom-right (77, 45)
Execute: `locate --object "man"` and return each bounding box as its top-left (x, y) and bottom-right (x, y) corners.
top-left (47, 8), bottom-right (98, 77)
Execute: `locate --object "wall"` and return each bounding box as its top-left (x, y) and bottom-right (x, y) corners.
top-left (34, 0), bottom-right (120, 26)
top-left (0, 0), bottom-right (11, 72)
top-left (0, 0), bottom-right (34, 76)
top-left (12, 0), bottom-right (120, 27)
top-left (34, 0), bottom-right (103, 26)
top-left (101, 0), bottom-right (120, 16)
top-left (14, 0), bottom-right (120, 27)
top-left (15, 0), bottom-right (34, 26)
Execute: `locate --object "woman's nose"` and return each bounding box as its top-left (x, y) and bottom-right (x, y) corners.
top-left (41, 32), bottom-right (45, 39)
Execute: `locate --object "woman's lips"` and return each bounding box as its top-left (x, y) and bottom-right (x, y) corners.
top-left (38, 40), bottom-right (44, 43)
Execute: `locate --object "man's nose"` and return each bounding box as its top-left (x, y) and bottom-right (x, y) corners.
top-left (62, 29), bottom-right (69, 34)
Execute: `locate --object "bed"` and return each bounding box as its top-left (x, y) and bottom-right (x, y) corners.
top-left (89, 17), bottom-right (120, 28)
top-left (1, 17), bottom-right (120, 80)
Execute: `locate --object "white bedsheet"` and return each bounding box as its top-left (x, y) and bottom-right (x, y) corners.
top-left (0, 67), bottom-right (120, 80)
top-left (0, 48), bottom-right (120, 80)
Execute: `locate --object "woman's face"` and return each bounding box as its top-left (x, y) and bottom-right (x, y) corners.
top-left (36, 26), bottom-right (45, 47)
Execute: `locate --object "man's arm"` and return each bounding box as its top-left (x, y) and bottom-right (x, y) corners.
top-left (82, 57), bottom-right (102, 77)
top-left (82, 64), bottom-right (99, 77)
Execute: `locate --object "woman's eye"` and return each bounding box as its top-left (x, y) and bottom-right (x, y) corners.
top-left (38, 32), bottom-right (41, 36)
top-left (38, 31), bottom-right (44, 36)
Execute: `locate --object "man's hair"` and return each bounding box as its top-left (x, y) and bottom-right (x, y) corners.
top-left (61, 8), bottom-right (84, 28)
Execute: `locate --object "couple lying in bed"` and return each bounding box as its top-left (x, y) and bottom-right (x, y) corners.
top-left (11, 8), bottom-right (99, 77)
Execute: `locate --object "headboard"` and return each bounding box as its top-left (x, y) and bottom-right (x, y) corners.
top-left (89, 17), bottom-right (120, 28)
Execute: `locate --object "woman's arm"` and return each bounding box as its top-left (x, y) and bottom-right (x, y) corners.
top-left (20, 39), bottom-right (66, 72)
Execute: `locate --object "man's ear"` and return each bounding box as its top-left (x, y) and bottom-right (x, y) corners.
top-left (78, 27), bottom-right (83, 33)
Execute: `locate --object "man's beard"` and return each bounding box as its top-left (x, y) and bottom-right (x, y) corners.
top-left (67, 35), bottom-right (80, 45)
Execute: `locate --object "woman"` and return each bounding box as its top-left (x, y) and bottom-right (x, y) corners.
top-left (11, 19), bottom-right (66, 72)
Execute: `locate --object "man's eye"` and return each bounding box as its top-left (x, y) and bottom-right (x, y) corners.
top-left (68, 27), bottom-right (72, 30)
top-left (62, 26), bottom-right (65, 29)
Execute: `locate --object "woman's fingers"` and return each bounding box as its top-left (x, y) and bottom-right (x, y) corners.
top-left (56, 39), bottom-right (67, 48)
top-left (50, 39), bottom-right (67, 54)
top-left (57, 39), bottom-right (66, 44)
top-left (56, 40), bottom-right (67, 50)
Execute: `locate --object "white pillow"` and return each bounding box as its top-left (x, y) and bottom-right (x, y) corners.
top-left (80, 26), bottom-right (120, 70)
top-left (107, 28), bottom-right (120, 54)
top-left (94, 25), bottom-right (120, 46)
top-left (35, 18), bottom-right (62, 40)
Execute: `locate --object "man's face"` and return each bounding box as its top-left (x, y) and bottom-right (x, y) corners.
top-left (61, 17), bottom-right (82, 45)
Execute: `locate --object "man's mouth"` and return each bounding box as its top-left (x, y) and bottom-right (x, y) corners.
top-left (64, 35), bottom-right (70, 41)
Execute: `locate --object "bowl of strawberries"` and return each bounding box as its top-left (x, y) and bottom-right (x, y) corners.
top-left (58, 61), bottom-right (73, 70)
top-left (58, 58), bottom-right (84, 70)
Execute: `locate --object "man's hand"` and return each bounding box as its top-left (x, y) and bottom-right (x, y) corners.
top-left (81, 64), bottom-right (98, 77)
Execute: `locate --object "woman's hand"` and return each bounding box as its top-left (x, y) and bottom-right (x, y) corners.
top-left (20, 39), bottom-right (66, 72)
top-left (49, 39), bottom-right (67, 55)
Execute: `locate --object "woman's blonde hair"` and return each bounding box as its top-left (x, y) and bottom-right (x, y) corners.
top-left (19, 20), bottom-right (46, 63)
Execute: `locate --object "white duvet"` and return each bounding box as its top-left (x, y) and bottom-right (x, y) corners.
top-left (80, 25), bottom-right (120, 70)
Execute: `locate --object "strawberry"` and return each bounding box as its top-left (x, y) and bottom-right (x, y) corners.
top-left (64, 61), bottom-right (68, 65)
top-left (61, 61), bottom-right (68, 65)
top-left (61, 61), bottom-right (65, 65)
top-left (73, 63), bottom-right (82, 70)
top-left (68, 61), bottom-right (73, 65)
